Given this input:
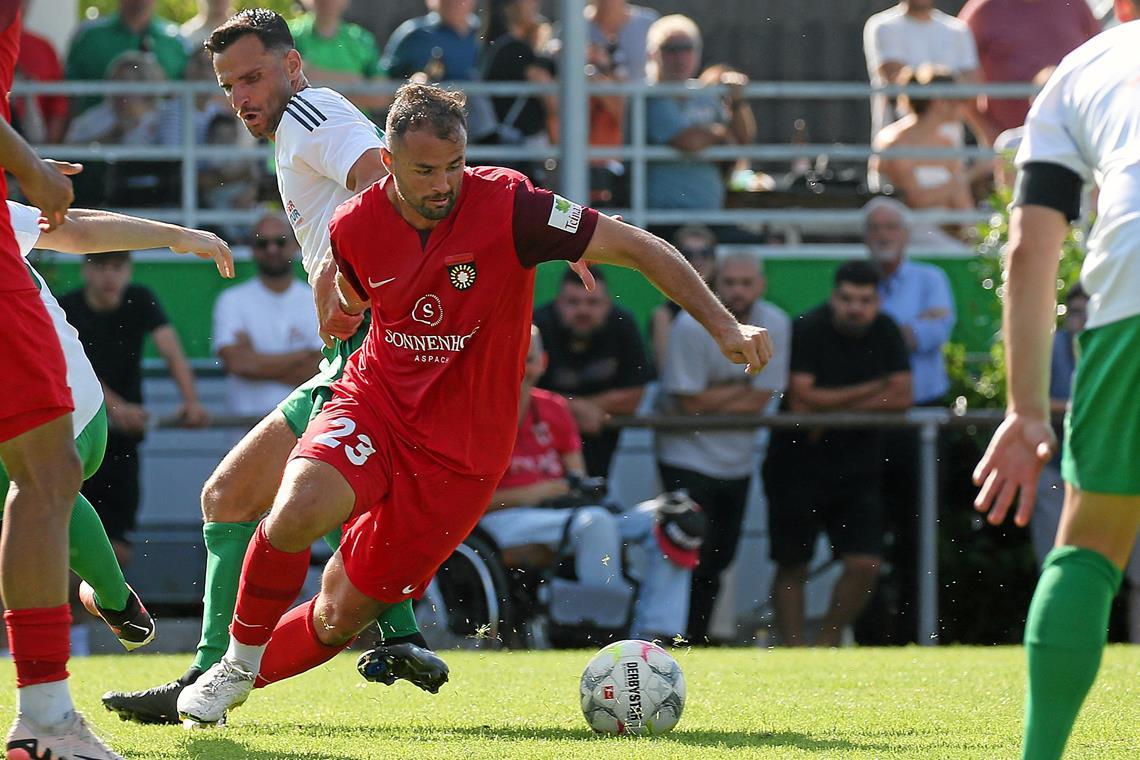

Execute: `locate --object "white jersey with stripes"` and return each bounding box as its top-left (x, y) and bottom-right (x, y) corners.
top-left (273, 87), bottom-right (385, 285)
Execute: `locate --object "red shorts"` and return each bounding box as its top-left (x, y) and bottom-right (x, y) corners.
top-left (0, 288), bottom-right (73, 442)
top-left (292, 393), bottom-right (500, 603)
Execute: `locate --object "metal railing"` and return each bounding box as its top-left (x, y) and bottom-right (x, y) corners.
top-left (12, 78), bottom-right (1034, 247)
top-left (147, 406), bottom-right (1008, 646)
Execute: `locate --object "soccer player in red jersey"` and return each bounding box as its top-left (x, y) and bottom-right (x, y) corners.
top-left (0, 7), bottom-right (125, 760)
top-left (177, 82), bottom-right (774, 727)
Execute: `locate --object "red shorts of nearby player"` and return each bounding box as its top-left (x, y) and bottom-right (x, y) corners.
top-left (292, 393), bottom-right (500, 603)
top-left (0, 288), bottom-right (73, 442)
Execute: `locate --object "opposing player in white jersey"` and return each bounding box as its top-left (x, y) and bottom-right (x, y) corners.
top-left (973, 5), bottom-right (1140, 759)
top-left (3, 200), bottom-right (232, 758)
top-left (102, 9), bottom-right (448, 726)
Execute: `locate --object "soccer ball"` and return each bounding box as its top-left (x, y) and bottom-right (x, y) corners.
top-left (579, 639), bottom-right (686, 735)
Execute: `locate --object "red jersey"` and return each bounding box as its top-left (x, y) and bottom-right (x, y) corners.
top-left (0, 10), bottom-right (30, 293)
top-left (498, 388), bottom-right (582, 490)
top-left (330, 166), bottom-right (599, 476)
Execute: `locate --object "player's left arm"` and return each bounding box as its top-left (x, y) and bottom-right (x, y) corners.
top-left (583, 215), bottom-right (773, 374)
top-left (37, 209), bottom-right (234, 278)
top-left (973, 202), bottom-right (1069, 526)
top-left (345, 148), bottom-right (388, 192)
top-left (152, 326), bottom-right (210, 428)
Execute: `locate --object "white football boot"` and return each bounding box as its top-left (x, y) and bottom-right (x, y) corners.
top-left (6, 710), bottom-right (125, 759)
top-left (176, 658), bottom-right (255, 727)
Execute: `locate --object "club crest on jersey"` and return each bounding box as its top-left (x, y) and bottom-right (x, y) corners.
top-left (445, 253), bottom-right (477, 291)
top-left (547, 194), bottom-right (583, 233)
top-left (412, 294), bottom-right (443, 327)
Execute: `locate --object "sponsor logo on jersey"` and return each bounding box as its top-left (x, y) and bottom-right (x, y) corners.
top-left (383, 326), bottom-right (480, 363)
top-left (412, 294), bottom-right (443, 326)
top-left (547, 194), bottom-right (583, 234)
top-left (286, 199), bottom-right (303, 227)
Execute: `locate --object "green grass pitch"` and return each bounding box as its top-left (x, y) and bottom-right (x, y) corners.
top-left (1, 647), bottom-right (1136, 759)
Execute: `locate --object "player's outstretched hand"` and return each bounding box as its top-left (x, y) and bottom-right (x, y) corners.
top-left (972, 412), bottom-right (1056, 527)
top-left (26, 159), bottom-right (82, 232)
top-left (570, 259), bottom-right (595, 292)
top-left (716, 322), bottom-right (773, 375)
top-left (172, 229), bottom-right (235, 278)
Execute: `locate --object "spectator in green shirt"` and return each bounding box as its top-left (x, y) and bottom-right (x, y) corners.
top-left (289, 0), bottom-right (388, 112)
top-left (65, 0), bottom-right (188, 114)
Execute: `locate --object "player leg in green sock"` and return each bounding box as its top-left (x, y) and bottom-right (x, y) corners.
top-left (194, 520), bottom-right (260, 672)
top-left (1022, 546), bottom-right (1122, 760)
top-left (67, 493), bottom-right (129, 613)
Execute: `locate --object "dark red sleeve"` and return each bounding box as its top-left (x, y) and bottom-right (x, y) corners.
top-left (328, 213), bottom-right (367, 302)
top-left (511, 178), bottom-right (599, 268)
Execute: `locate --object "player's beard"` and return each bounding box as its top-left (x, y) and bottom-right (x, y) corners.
top-left (410, 192), bottom-right (457, 221)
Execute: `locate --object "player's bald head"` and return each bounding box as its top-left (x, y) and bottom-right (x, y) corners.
top-left (386, 83), bottom-right (467, 144)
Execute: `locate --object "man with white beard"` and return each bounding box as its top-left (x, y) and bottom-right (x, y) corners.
top-left (858, 195), bottom-right (956, 644)
top-left (863, 196), bottom-right (956, 406)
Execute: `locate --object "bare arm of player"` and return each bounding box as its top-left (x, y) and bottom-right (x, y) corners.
top-left (335, 268), bottom-right (370, 315)
top-left (152, 325), bottom-right (210, 428)
top-left (37, 209), bottom-right (234, 278)
top-left (314, 251), bottom-right (364, 346)
top-left (0, 117), bottom-right (81, 231)
top-left (582, 215), bottom-right (773, 373)
top-left (345, 148), bottom-right (388, 193)
top-left (972, 204), bottom-right (1068, 527)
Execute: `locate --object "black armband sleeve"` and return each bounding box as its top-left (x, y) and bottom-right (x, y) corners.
top-left (1012, 161), bottom-right (1082, 222)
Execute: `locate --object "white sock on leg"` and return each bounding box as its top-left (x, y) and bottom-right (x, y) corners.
top-left (17, 680), bottom-right (75, 727)
top-left (224, 639), bottom-right (266, 674)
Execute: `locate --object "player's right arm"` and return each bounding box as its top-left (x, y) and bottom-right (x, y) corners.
top-left (37, 208), bottom-right (234, 278)
top-left (583, 215), bottom-right (773, 374)
top-left (0, 118), bottom-right (81, 231)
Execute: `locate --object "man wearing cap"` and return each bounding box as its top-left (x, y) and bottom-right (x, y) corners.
top-left (656, 251), bottom-right (791, 644)
top-left (480, 326), bottom-right (695, 641)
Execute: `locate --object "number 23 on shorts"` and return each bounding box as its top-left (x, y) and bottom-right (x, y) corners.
top-left (312, 417), bottom-right (376, 466)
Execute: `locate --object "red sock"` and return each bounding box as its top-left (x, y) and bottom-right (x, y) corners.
top-left (231, 522), bottom-right (311, 646)
top-left (254, 598), bottom-right (353, 688)
top-left (5, 606), bottom-right (70, 688)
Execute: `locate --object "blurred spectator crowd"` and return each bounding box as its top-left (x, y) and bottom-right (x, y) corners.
top-left (18, 0), bottom-right (1138, 648)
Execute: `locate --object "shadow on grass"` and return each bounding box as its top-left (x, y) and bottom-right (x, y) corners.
top-left (182, 734), bottom-right (357, 759)
top-left (198, 721), bottom-right (883, 753)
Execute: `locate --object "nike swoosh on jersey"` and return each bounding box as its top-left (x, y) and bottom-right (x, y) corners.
top-left (401, 584), bottom-right (416, 595)
top-left (369, 277), bottom-right (397, 288)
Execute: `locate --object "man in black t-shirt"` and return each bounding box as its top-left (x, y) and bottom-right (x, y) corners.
top-left (762, 260), bottom-right (911, 647)
top-left (534, 266), bottom-right (655, 478)
top-left (60, 251), bottom-right (207, 564)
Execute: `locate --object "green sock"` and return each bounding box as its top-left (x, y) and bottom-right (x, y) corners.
top-left (377, 599), bottom-right (420, 639)
top-left (68, 493), bottom-right (129, 612)
top-left (193, 520), bottom-right (259, 672)
top-left (1022, 546), bottom-right (1123, 760)
top-left (321, 525), bottom-right (419, 639)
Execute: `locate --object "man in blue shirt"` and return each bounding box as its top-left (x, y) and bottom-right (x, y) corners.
top-left (857, 196), bottom-right (956, 645)
top-left (382, 0), bottom-right (479, 81)
top-left (864, 197), bottom-right (956, 405)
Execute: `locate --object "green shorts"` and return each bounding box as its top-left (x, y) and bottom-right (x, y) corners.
top-left (278, 314), bottom-right (371, 439)
top-left (0, 404), bottom-right (107, 505)
top-left (1062, 312), bottom-right (1140, 494)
